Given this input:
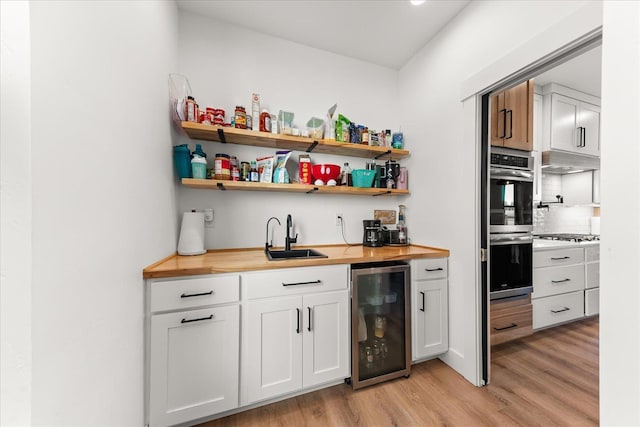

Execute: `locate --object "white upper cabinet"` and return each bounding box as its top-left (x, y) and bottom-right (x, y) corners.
top-left (542, 84), bottom-right (601, 157)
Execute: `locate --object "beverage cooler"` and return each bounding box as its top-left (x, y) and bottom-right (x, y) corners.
top-left (350, 262), bottom-right (411, 389)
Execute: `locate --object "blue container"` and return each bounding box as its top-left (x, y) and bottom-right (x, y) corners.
top-left (173, 144), bottom-right (192, 179)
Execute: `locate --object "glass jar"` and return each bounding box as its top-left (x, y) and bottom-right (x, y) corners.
top-left (234, 106), bottom-right (247, 129)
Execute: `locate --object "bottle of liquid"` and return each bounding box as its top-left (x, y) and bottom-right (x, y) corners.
top-left (398, 204), bottom-right (407, 244)
top-left (249, 161), bottom-right (259, 182)
top-left (341, 162), bottom-right (352, 186)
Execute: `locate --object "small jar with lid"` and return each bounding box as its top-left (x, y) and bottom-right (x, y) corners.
top-left (234, 106), bottom-right (247, 129)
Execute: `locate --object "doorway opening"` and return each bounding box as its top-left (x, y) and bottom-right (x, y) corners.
top-left (479, 36), bottom-right (603, 384)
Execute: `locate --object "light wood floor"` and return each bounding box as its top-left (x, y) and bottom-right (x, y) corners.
top-left (199, 317), bottom-right (598, 426)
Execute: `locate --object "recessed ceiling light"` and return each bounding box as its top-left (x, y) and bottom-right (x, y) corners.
top-left (410, 0), bottom-right (426, 5)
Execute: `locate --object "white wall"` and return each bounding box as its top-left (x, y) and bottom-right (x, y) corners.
top-left (600, 1), bottom-right (640, 424)
top-left (1, 1), bottom-right (32, 424)
top-left (398, 0), bottom-right (593, 383)
top-left (175, 11), bottom-right (403, 249)
top-left (28, 2), bottom-right (178, 425)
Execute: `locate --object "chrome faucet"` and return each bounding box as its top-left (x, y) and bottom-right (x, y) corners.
top-left (285, 214), bottom-right (298, 251)
top-left (265, 217), bottom-right (281, 252)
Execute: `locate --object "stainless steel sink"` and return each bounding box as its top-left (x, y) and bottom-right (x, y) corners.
top-left (266, 248), bottom-right (328, 261)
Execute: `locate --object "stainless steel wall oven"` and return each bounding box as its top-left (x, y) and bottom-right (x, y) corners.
top-left (489, 148), bottom-right (534, 300)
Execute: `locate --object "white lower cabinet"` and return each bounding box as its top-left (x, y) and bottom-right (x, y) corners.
top-left (585, 288), bottom-right (600, 316)
top-left (242, 265), bottom-right (350, 406)
top-left (533, 244), bottom-right (600, 329)
top-left (147, 274), bottom-right (240, 427)
top-left (410, 258), bottom-right (449, 361)
top-left (533, 290), bottom-right (584, 329)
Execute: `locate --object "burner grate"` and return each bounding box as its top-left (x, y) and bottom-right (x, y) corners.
top-left (535, 234), bottom-right (600, 242)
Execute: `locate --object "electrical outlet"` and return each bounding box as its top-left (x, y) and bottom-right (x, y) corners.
top-left (336, 213), bottom-right (343, 226)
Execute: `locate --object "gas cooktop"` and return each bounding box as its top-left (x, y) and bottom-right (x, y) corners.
top-left (534, 233), bottom-right (600, 242)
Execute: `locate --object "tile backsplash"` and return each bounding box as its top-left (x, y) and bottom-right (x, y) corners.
top-left (534, 205), bottom-right (596, 234)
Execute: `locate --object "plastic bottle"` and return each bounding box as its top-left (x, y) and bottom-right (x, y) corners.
top-left (341, 162), bottom-right (352, 186)
top-left (260, 109), bottom-right (272, 132)
top-left (191, 155), bottom-right (207, 179)
top-left (249, 161), bottom-right (259, 182)
top-left (193, 144), bottom-right (207, 159)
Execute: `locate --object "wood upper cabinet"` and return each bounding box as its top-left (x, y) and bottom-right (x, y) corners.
top-left (491, 79), bottom-right (534, 151)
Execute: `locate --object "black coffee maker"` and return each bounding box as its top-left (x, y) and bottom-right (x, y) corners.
top-left (363, 219), bottom-right (384, 247)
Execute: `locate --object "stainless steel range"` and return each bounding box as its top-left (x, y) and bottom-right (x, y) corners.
top-left (535, 234), bottom-right (600, 242)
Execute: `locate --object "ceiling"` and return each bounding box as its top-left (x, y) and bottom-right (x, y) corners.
top-left (176, 0), bottom-right (471, 69)
top-left (533, 45), bottom-right (602, 97)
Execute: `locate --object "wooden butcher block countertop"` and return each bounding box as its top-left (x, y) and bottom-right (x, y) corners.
top-left (143, 244), bottom-right (450, 279)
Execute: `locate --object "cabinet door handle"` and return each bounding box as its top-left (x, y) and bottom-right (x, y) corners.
top-left (420, 291), bottom-right (425, 312)
top-left (551, 307), bottom-right (570, 314)
top-left (576, 127), bottom-right (584, 147)
top-left (307, 307), bottom-right (312, 331)
top-left (425, 267), bottom-right (444, 272)
top-left (282, 280), bottom-right (322, 287)
top-left (181, 314), bottom-right (214, 324)
top-left (550, 256), bottom-right (570, 260)
top-left (506, 109), bottom-right (513, 139)
top-left (551, 278), bottom-right (571, 284)
top-left (500, 108), bottom-right (508, 138)
top-left (582, 128), bottom-right (587, 147)
top-left (494, 323), bottom-right (518, 331)
top-left (296, 308), bottom-right (301, 334)
top-left (180, 290), bottom-right (214, 298)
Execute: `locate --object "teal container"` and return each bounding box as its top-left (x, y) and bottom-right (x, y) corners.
top-left (173, 144), bottom-right (192, 179)
top-left (191, 155), bottom-right (207, 179)
top-left (352, 169), bottom-right (376, 188)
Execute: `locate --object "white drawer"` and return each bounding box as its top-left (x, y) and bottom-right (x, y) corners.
top-left (412, 258), bottom-right (448, 281)
top-left (585, 245), bottom-right (600, 262)
top-left (149, 274), bottom-right (240, 313)
top-left (243, 265), bottom-right (348, 300)
top-left (533, 264), bottom-right (585, 299)
top-left (533, 291), bottom-right (584, 329)
top-left (533, 247), bottom-right (584, 268)
top-left (586, 262), bottom-right (599, 289)
top-left (585, 288), bottom-right (599, 316)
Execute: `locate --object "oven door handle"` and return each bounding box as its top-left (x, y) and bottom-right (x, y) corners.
top-left (490, 234), bottom-right (533, 245)
top-left (490, 169), bottom-right (534, 182)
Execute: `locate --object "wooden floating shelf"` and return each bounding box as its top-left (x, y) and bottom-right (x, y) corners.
top-left (182, 179), bottom-right (410, 196)
top-left (180, 122), bottom-right (410, 160)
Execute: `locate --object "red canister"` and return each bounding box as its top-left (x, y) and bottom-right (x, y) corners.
top-left (213, 109), bottom-right (225, 125)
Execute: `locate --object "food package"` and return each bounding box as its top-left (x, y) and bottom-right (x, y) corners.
top-left (251, 93), bottom-right (260, 132)
top-left (273, 151), bottom-right (293, 183)
top-left (336, 114), bottom-right (351, 142)
top-left (278, 111), bottom-right (294, 135)
top-left (299, 154), bottom-right (312, 185)
top-left (306, 117), bottom-right (325, 139)
top-left (257, 155), bottom-right (274, 183)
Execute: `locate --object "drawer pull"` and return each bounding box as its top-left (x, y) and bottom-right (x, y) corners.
top-left (550, 256), bottom-right (570, 260)
top-left (551, 278), bottom-right (571, 284)
top-left (494, 323), bottom-right (518, 331)
top-left (425, 267), bottom-right (444, 272)
top-left (282, 280), bottom-right (322, 287)
top-left (180, 290), bottom-right (214, 298)
top-left (420, 291), bottom-right (425, 312)
top-left (551, 307), bottom-right (570, 314)
top-left (181, 314), bottom-right (214, 324)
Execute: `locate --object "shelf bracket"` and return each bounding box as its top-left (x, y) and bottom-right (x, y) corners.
top-left (374, 150), bottom-right (392, 160)
top-left (373, 190), bottom-right (392, 197)
top-left (306, 187), bottom-right (319, 194)
top-left (306, 141), bottom-right (319, 153)
top-left (216, 182), bottom-right (226, 191)
top-left (217, 128), bottom-right (227, 143)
